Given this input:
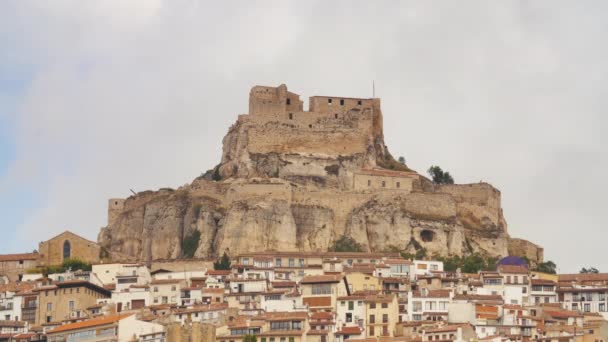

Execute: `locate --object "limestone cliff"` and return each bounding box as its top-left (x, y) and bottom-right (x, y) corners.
top-left (98, 84), bottom-right (543, 264)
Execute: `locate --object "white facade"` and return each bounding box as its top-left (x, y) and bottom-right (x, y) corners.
top-left (412, 260), bottom-right (444, 280)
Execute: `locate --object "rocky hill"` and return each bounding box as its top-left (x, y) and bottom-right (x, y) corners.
top-left (98, 84), bottom-right (543, 264)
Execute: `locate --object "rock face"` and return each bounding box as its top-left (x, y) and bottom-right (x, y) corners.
top-left (98, 84), bottom-right (543, 263)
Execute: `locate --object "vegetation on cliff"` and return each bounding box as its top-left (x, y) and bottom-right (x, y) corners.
top-left (580, 267), bottom-right (600, 274)
top-left (182, 230), bottom-right (201, 258)
top-left (329, 235), bottom-right (364, 252)
top-left (214, 252), bottom-right (232, 270)
top-left (428, 165), bottom-right (455, 184)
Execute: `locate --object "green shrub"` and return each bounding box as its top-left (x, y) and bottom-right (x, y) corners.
top-left (214, 252), bottom-right (231, 270)
top-left (329, 235), bottom-right (364, 252)
top-left (182, 230), bottom-right (201, 258)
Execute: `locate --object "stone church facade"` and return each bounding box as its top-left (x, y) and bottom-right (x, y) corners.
top-left (38, 231), bottom-right (100, 266)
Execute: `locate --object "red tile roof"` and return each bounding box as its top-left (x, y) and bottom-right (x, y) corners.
top-left (48, 314), bottom-right (132, 334)
top-left (0, 253), bottom-right (38, 262)
top-left (336, 326), bottom-right (363, 335)
top-left (300, 275), bottom-right (342, 284)
top-left (498, 265), bottom-right (529, 274)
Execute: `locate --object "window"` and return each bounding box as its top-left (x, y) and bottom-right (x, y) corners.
top-left (396, 182), bottom-right (400, 188)
top-left (69, 301), bottom-right (75, 311)
top-left (381, 181), bottom-right (386, 187)
top-left (289, 258), bottom-right (294, 267)
top-left (348, 301), bottom-right (354, 310)
top-left (312, 284), bottom-right (331, 295)
top-left (286, 98), bottom-right (291, 105)
top-left (600, 303), bottom-right (605, 312)
top-left (584, 303), bottom-right (591, 312)
top-left (47, 303), bottom-right (52, 311)
top-left (346, 313), bottom-right (352, 322)
top-left (299, 259), bottom-right (304, 267)
top-left (382, 303), bottom-right (388, 309)
top-left (63, 240), bottom-right (71, 259)
top-left (370, 302), bottom-right (376, 309)
top-left (276, 258), bottom-right (282, 267)
top-left (288, 113), bottom-right (293, 120)
top-left (328, 99), bottom-right (332, 104)
top-left (357, 100), bottom-right (362, 105)
top-left (154, 287), bottom-right (159, 292)
top-left (292, 321), bottom-right (301, 330)
top-left (243, 258), bottom-right (249, 265)
top-left (369, 314), bottom-right (375, 323)
top-left (413, 301), bottom-right (422, 312)
top-left (383, 314), bottom-right (388, 323)
top-left (171, 286), bottom-right (176, 291)
top-left (270, 321), bottom-right (290, 330)
top-left (367, 180), bottom-right (371, 187)
top-left (340, 99), bottom-right (345, 105)
top-left (335, 114), bottom-right (338, 119)
top-left (369, 326), bottom-right (375, 336)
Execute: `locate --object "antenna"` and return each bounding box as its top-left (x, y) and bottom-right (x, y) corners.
top-left (372, 80), bottom-right (375, 98)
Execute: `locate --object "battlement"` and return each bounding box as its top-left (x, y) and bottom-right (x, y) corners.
top-left (248, 84), bottom-right (377, 117)
top-left (249, 84), bottom-right (303, 116)
top-left (309, 95), bottom-right (376, 115)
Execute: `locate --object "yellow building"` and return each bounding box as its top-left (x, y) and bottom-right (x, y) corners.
top-left (365, 294), bottom-right (399, 338)
top-left (32, 280), bottom-right (111, 324)
top-left (345, 272), bottom-right (381, 293)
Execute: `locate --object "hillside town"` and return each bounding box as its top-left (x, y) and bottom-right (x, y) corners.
top-left (0, 231), bottom-right (606, 341)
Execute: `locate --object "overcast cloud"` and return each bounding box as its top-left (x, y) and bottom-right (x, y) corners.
top-left (0, 1), bottom-right (606, 273)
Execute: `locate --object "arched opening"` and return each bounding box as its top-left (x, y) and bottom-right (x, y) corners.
top-left (63, 240), bottom-right (71, 259)
top-left (420, 230), bottom-right (434, 242)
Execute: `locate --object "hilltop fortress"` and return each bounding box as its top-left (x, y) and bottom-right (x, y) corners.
top-left (98, 84), bottom-right (543, 264)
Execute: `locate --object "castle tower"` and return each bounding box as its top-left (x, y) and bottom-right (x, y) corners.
top-left (108, 198), bottom-right (125, 226)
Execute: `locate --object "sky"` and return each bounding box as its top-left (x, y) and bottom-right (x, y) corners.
top-left (0, 1), bottom-right (606, 273)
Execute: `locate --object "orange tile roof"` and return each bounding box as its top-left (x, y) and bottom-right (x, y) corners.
top-left (498, 265), bottom-right (529, 274)
top-left (531, 279), bottom-right (556, 285)
top-left (336, 326), bottom-right (363, 335)
top-left (358, 168), bottom-right (418, 178)
top-left (301, 275), bottom-right (342, 284)
top-left (0, 253), bottom-right (38, 262)
top-left (263, 311), bottom-right (308, 321)
top-left (150, 279), bottom-right (182, 285)
top-left (48, 314), bottom-right (133, 334)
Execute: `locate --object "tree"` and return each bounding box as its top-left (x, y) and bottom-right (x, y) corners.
top-left (61, 258), bottom-right (92, 272)
top-left (398, 156), bottom-right (406, 165)
top-left (330, 235), bottom-right (364, 252)
top-left (534, 261), bottom-right (557, 274)
top-left (214, 252), bottom-right (232, 270)
top-left (580, 267), bottom-right (599, 274)
top-left (427, 166), bottom-right (454, 184)
top-left (243, 335), bottom-right (257, 342)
